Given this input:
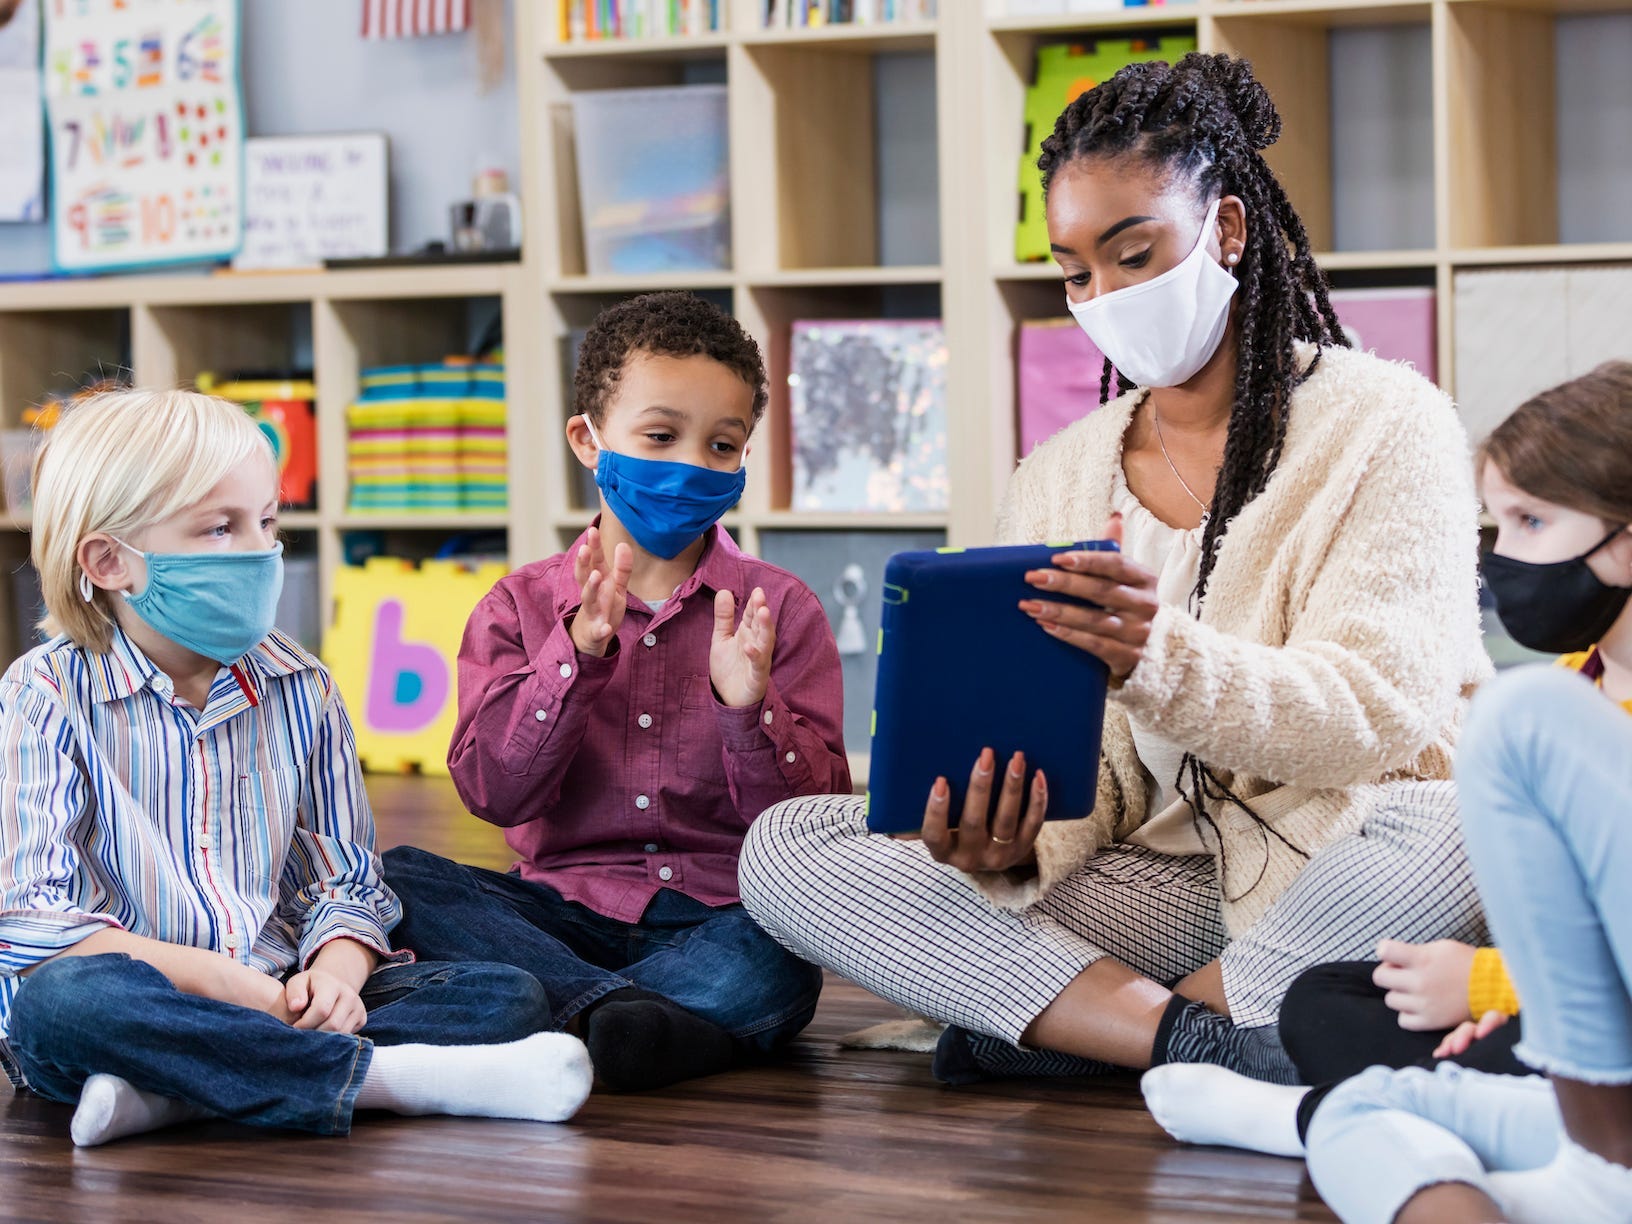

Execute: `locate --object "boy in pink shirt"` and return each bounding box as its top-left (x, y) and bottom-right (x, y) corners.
top-left (384, 292), bottom-right (848, 1090)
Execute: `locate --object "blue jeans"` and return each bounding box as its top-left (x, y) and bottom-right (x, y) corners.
top-left (1458, 665), bottom-right (1632, 1083)
top-left (6, 952), bottom-right (551, 1136)
top-left (381, 846), bottom-right (822, 1053)
top-left (1308, 1064), bottom-right (1560, 1224)
top-left (1306, 666), bottom-right (1631, 1220)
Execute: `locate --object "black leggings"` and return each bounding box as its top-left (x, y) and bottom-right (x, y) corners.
top-left (1279, 960), bottom-right (1528, 1141)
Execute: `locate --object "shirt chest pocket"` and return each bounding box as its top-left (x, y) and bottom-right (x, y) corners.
top-left (677, 675), bottom-right (728, 786)
top-left (231, 768), bottom-right (302, 890)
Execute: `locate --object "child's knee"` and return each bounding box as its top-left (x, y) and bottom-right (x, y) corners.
top-left (463, 963), bottom-right (554, 1038)
top-left (380, 843), bottom-right (449, 880)
top-left (739, 794), bottom-right (863, 916)
top-left (10, 953), bottom-right (157, 1049)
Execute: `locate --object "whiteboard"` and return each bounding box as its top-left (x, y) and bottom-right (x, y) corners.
top-left (234, 132), bottom-right (390, 271)
top-left (43, 0), bottom-right (244, 273)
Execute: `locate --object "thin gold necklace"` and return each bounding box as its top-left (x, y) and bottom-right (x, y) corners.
top-left (1151, 399), bottom-right (1212, 528)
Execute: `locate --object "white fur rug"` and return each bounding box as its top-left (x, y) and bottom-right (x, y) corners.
top-left (836, 1015), bottom-right (946, 1053)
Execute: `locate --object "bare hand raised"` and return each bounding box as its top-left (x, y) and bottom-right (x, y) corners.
top-left (710, 587), bottom-right (775, 708)
top-left (569, 525), bottom-right (634, 657)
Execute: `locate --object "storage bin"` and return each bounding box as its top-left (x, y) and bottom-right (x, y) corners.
top-left (572, 85), bottom-right (730, 276)
top-left (1329, 287), bottom-right (1437, 383)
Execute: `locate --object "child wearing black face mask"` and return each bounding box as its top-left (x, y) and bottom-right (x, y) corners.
top-left (1142, 363), bottom-right (1632, 1224)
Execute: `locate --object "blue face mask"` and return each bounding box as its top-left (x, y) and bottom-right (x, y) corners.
top-left (115, 538), bottom-right (285, 664)
top-left (585, 420), bottom-right (746, 559)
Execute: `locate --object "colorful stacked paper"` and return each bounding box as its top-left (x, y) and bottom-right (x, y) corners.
top-left (347, 361), bottom-right (508, 514)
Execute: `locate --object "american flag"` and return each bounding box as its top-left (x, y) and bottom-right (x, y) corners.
top-left (361, 0), bottom-right (472, 38)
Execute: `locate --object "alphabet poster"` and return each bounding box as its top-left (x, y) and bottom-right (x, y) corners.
top-left (42, 0), bottom-right (243, 273)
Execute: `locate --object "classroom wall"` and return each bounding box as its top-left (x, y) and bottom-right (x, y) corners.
top-left (0, 0), bottom-right (519, 276)
top-left (5, 11), bottom-right (1626, 276)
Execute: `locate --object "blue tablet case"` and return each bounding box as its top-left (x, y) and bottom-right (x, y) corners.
top-left (864, 541), bottom-right (1116, 835)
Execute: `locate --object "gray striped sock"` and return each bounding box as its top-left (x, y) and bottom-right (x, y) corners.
top-left (933, 1024), bottom-right (1116, 1085)
top-left (1154, 999), bottom-right (1300, 1086)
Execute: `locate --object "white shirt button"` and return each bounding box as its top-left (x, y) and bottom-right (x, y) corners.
top-left (643, 633), bottom-right (657, 648)
top-left (762, 709), bottom-right (774, 725)
top-left (785, 751), bottom-right (797, 764)
top-left (223, 934), bottom-right (241, 950)
top-left (535, 709), bottom-right (548, 722)
top-left (635, 794), bottom-right (651, 810)
top-left (644, 843), bottom-right (659, 853)
top-left (559, 663), bottom-right (573, 679)
top-left (658, 866), bottom-right (674, 882)
top-left (638, 713), bottom-right (653, 729)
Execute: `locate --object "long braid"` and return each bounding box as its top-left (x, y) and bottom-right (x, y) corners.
top-left (1041, 53), bottom-right (1350, 899)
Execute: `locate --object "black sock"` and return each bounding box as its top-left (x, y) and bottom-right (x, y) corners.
top-left (931, 1025), bottom-right (1115, 1087)
top-left (583, 987), bottom-right (737, 1092)
top-left (1150, 996), bottom-right (1300, 1086)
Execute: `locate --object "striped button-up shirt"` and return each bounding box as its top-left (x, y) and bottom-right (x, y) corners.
top-left (0, 627), bottom-right (404, 1076)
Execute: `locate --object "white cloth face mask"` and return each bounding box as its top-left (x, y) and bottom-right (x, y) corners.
top-left (1066, 199), bottom-right (1238, 390)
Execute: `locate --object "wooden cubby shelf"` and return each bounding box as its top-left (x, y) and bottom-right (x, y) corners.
top-left (5, 0), bottom-right (1630, 666)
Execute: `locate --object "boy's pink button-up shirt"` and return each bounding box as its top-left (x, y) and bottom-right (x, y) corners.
top-left (449, 526), bottom-right (850, 922)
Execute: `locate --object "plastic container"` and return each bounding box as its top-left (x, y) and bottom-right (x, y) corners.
top-left (571, 85), bottom-right (730, 276)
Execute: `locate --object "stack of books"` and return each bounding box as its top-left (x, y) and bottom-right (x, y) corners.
top-left (764, 0), bottom-right (936, 27)
top-left (557, 0), bottom-right (724, 42)
top-left (347, 361), bottom-right (507, 515)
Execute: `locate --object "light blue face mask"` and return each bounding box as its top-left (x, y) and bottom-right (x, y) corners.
top-left (585, 419), bottom-right (746, 560)
top-left (113, 538), bottom-right (285, 664)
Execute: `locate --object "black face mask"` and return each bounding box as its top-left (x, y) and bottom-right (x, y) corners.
top-left (1484, 527), bottom-right (1632, 654)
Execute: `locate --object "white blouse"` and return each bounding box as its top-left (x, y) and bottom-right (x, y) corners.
top-left (1111, 465), bottom-right (1210, 857)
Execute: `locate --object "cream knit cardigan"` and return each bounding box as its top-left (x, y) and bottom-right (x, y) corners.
top-left (973, 343), bottom-right (1492, 935)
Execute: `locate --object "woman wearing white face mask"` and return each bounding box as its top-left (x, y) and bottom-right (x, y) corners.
top-left (739, 53), bottom-right (1488, 1084)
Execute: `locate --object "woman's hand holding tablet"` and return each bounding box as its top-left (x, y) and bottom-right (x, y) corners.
top-left (917, 748), bottom-right (1048, 874)
top-left (1020, 513), bottom-right (1160, 681)
top-left (864, 536), bottom-right (1118, 837)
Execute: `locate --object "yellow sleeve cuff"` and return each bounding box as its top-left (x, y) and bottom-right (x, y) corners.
top-left (1468, 947), bottom-right (1522, 1017)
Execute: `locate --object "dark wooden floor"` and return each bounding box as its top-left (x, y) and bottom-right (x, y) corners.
top-left (0, 775), bottom-right (1336, 1223)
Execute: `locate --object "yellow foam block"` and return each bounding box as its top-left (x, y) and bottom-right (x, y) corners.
top-left (322, 557), bottom-right (509, 776)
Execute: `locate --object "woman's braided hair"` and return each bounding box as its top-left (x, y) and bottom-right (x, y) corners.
top-left (1039, 53), bottom-right (1349, 897)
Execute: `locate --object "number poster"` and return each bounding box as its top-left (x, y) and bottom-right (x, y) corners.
top-left (43, 0), bottom-right (243, 273)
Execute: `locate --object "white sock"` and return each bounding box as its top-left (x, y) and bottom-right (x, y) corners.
top-left (70, 1074), bottom-right (210, 1148)
top-left (1141, 1063), bottom-right (1309, 1158)
top-left (354, 1032), bottom-right (592, 1124)
top-left (1489, 1137), bottom-right (1632, 1224)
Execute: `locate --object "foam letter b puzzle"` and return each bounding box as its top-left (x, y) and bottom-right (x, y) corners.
top-left (323, 557), bottom-right (509, 774)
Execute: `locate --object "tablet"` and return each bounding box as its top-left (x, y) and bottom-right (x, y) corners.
top-left (863, 541), bottom-right (1115, 836)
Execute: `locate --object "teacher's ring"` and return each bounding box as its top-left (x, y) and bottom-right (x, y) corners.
top-left (990, 835), bottom-right (1015, 844)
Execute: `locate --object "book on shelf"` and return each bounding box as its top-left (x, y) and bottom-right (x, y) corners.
top-left (1017, 318), bottom-right (1108, 457)
top-left (347, 361), bottom-right (508, 515)
top-left (557, 0), bottom-right (723, 43)
top-left (990, 0), bottom-right (1191, 14)
top-left (789, 318), bottom-right (948, 513)
top-left (1016, 34), bottom-right (1196, 263)
top-left (1328, 287), bottom-right (1437, 385)
top-left (762, 0), bottom-right (935, 28)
